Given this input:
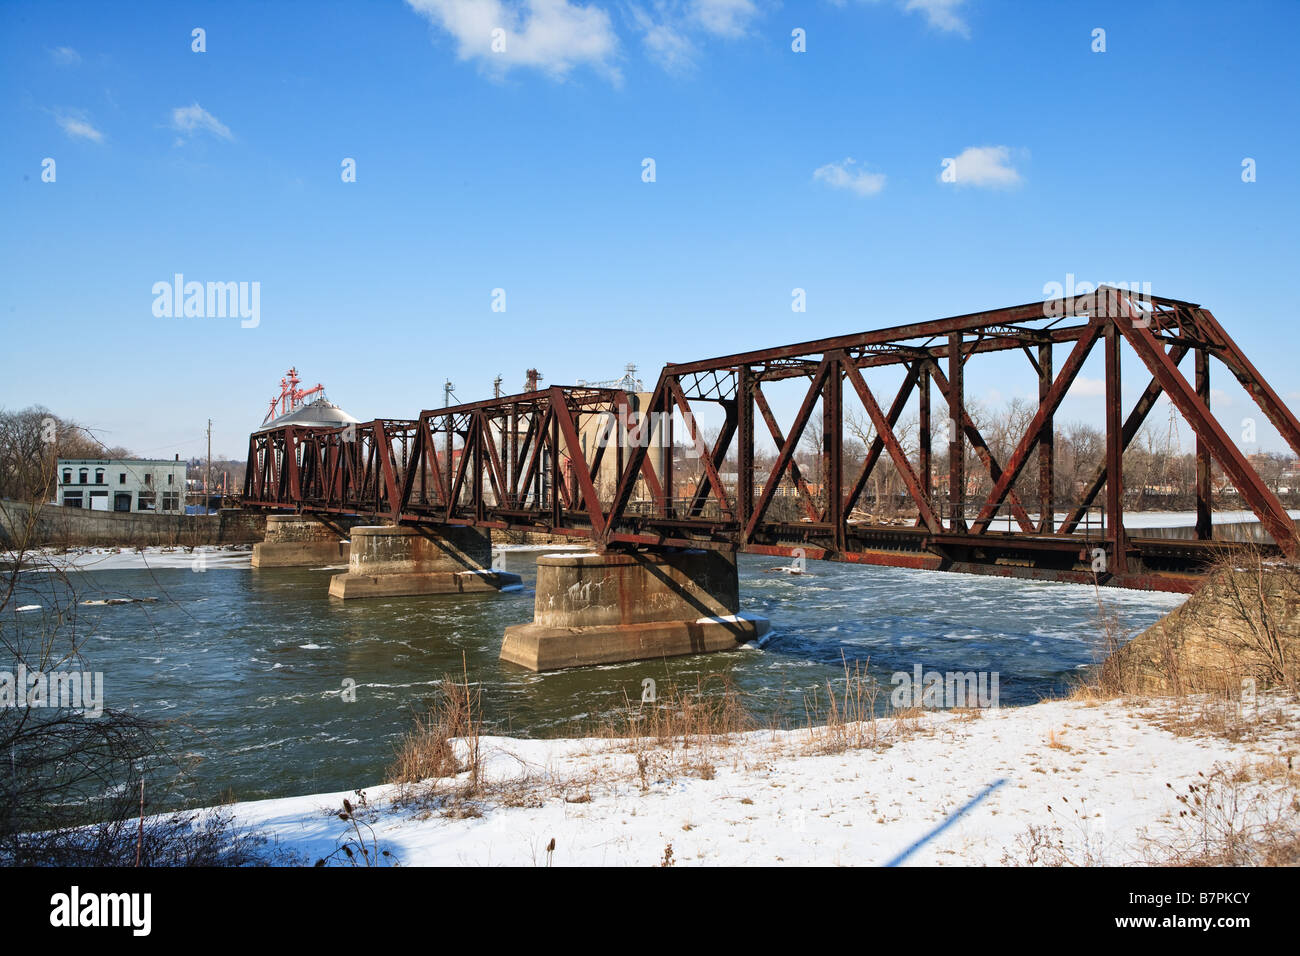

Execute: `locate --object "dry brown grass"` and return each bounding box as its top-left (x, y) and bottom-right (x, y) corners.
top-left (1002, 757), bottom-right (1300, 867)
top-left (1143, 761), bottom-right (1300, 866)
top-left (1077, 544), bottom-right (1300, 714)
top-left (799, 656), bottom-right (881, 755)
top-left (386, 657), bottom-right (483, 806)
top-left (1139, 692), bottom-right (1298, 743)
top-left (380, 658), bottom-right (984, 823)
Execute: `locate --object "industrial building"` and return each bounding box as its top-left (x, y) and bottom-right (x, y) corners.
top-left (57, 457), bottom-right (187, 513)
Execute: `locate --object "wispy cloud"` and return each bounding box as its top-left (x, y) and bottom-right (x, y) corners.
top-left (632, 0), bottom-right (761, 73)
top-left (692, 0), bottom-right (759, 38)
top-left (814, 158), bottom-right (886, 197)
top-left (1072, 377), bottom-right (1105, 398)
top-left (49, 46), bottom-right (82, 66)
top-left (903, 0), bottom-right (970, 37)
top-left (170, 103), bottom-right (233, 143)
top-left (839, 0), bottom-right (972, 38)
top-left (941, 145), bottom-right (1023, 188)
top-left (57, 114), bottom-right (103, 142)
top-left (405, 0), bottom-right (621, 81)
top-left (633, 9), bottom-right (696, 73)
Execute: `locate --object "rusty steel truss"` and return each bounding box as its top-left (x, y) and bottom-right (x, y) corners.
top-left (244, 288), bottom-right (1300, 592)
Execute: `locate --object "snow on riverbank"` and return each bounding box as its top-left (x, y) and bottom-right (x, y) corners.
top-left (228, 695), bottom-right (1299, 866)
top-left (6, 542), bottom-right (591, 573)
top-left (10, 545), bottom-right (254, 571)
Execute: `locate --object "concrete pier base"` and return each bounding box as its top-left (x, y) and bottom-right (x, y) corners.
top-left (328, 525), bottom-right (521, 599)
top-left (251, 515), bottom-right (353, 568)
top-left (500, 549), bottom-right (768, 671)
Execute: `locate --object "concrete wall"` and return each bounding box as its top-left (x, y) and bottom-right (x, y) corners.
top-left (0, 499), bottom-right (266, 547)
top-left (531, 550), bottom-right (739, 628)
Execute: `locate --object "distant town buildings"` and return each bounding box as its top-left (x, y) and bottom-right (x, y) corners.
top-left (57, 457), bottom-right (187, 513)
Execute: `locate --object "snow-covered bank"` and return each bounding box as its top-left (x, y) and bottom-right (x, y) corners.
top-left (227, 695), bottom-right (1299, 866)
top-left (6, 541), bottom-right (589, 573)
top-left (9, 545), bottom-right (254, 571)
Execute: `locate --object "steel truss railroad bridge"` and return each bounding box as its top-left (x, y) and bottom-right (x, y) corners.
top-left (244, 289), bottom-right (1300, 593)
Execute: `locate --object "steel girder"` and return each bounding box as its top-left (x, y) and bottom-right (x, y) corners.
top-left (242, 289), bottom-right (1300, 590)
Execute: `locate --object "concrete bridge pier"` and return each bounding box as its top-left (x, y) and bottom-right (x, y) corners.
top-left (251, 515), bottom-right (354, 568)
top-left (328, 525), bottom-right (521, 599)
top-left (499, 548), bottom-right (769, 671)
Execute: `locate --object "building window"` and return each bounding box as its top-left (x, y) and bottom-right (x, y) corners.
top-left (64, 492), bottom-right (83, 508)
top-left (78, 468), bottom-right (88, 484)
top-left (144, 473), bottom-right (153, 487)
top-left (162, 492), bottom-right (180, 511)
top-left (95, 469), bottom-right (105, 484)
top-left (167, 473), bottom-right (174, 485)
top-left (137, 492), bottom-right (156, 512)
top-left (120, 473), bottom-right (126, 484)
top-left (63, 469), bottom-right (71, 483)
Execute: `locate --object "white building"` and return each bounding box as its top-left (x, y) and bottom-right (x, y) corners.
top-left (57, 458), bottom-right (187, 513)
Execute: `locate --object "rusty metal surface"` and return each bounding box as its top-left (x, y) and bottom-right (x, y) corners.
top-left (243, 289), bottom-right (1300, 591)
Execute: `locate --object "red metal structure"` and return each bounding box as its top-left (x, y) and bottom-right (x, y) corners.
top-left (244, 289), bottom-right (1299, 592)
top-left (263, 367), bottom-right (326, 426)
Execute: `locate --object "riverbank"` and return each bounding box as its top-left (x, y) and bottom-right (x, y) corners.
top-left (227, 692), bottom-right (1299, 866)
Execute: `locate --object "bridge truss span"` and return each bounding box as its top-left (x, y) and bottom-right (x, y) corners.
top-left (244, 289), bottom-right (1300, 592)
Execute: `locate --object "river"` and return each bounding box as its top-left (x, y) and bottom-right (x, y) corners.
top-left (10, 546), bottom-right (1186, 805)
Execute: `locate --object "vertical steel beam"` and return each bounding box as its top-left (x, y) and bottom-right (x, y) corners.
top-left (737, 366), bottom-right (754, 543)
top-left (824, 356), bottom-right (844, 552)
top-left (1104, 322), bottom-right (1127, 573)
top-left (662, 384), bottom-right (674, 519)
top-left (918, 360), bottom-right (931, 523)
top-left (1195, 348), bottom-right (1212, 540)
top-left (948, 333), bottom-right (965, 530)
top-left (1038, 342), bottom-right (1055, 533)
top-left (550, 409), bottom-right (561, 526)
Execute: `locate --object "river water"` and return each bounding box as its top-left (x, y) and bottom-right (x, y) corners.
top-left (13, 547), bottom-right (1186, 805)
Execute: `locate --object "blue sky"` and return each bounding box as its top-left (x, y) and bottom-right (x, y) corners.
top-left (2, 0), bottom-right (1298, 459)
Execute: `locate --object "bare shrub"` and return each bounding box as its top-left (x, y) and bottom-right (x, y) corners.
top-left (1144, 762), bottom-right (1300, 866)
top-left (387, 658), bottom-right (483, 800)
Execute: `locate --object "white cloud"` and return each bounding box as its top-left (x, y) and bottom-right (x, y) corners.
top-left (631, 1), bottom-right (761, 74)
top-left (170, 103), bottom-right (233, 142)
top-left (903, 0), bottom-right (970, 36)
top-left (50, 46), bottom-right (81, 66)
top-left (941, 145), bottom-right (1023, 188)
top-left (691, 0), bottom-right (758, 38)
top-left (841, 1), bottom-right (971, 37)
top-left (405, 0), bottom-right (620, 80)
top-left (814, 158), bottom-right (886, 197)
top-left (633, 9), bottom-right (697, 73)
top-left (57, 114), bottom-right (103, 142)
top-left (1072, 377), bottom-right (1105, 398)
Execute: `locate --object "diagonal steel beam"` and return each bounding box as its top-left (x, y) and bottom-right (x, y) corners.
top-left (928, 363), bottom-right (1036, 532)
top-left (745, 360), bottom-right (831, 541)
top-left (840, 356), bottom-right (940, 533)
top-left (972, 321), bottom-right (1103, 533)
top-left (752, 380), bottom-right (821, 522)
top-left (1119, 316), bottom-right (1297, 555)
top-left (842, 362), bottom-right (918, 519)
top-left (1059, 342), bottom-right (1190, 534)
top-left (668, 378), bottom-right (733, 517)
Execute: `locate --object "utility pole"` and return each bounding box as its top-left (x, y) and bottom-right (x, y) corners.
top-left (493, 374), bottom-right (502, 399)
top-left (206, 419), bottom-right (213, 513)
